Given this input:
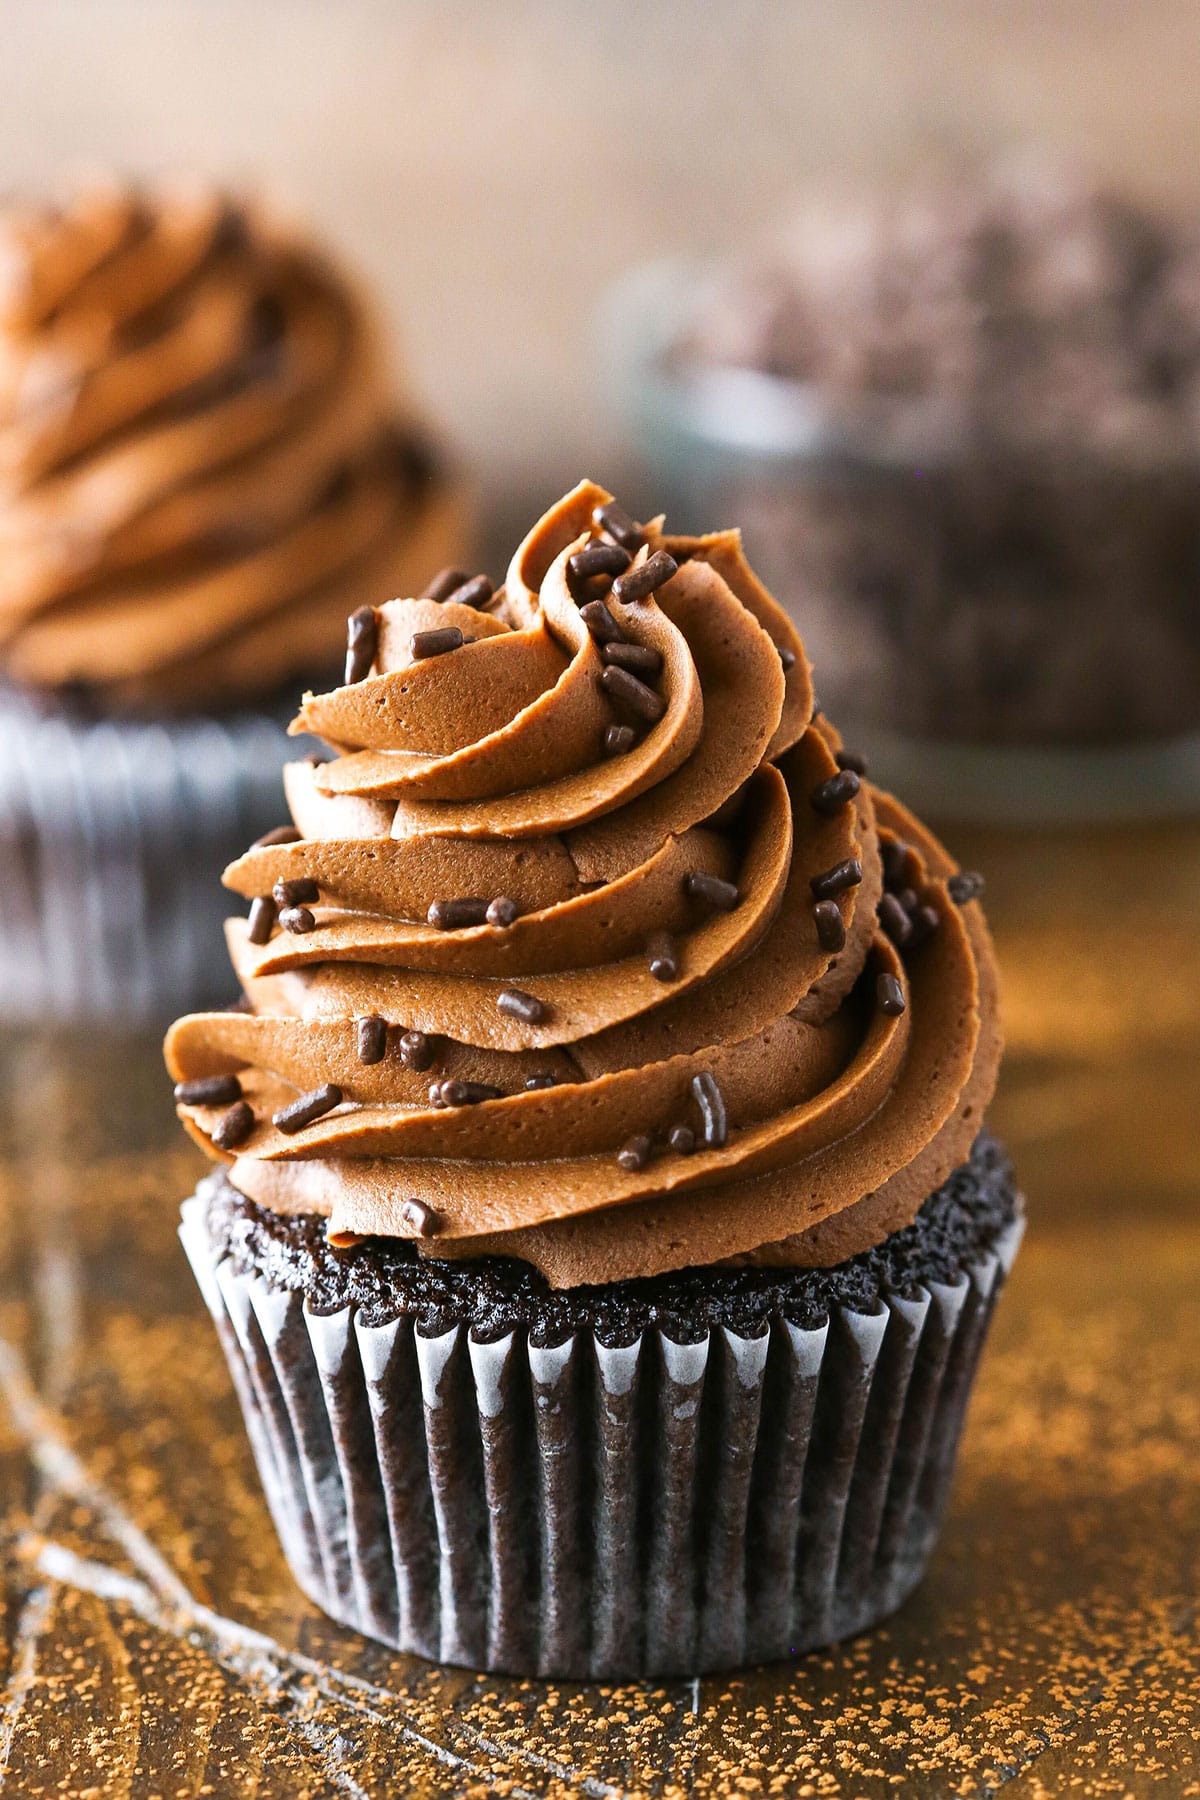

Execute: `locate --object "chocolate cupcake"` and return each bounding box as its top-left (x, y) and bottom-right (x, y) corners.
top-left (0, 175), bottom-right (466, 1018)
top-left (634, 162), bottom-right (1200, 765)
top-left (168, 481), bottom-right (1021, 1677)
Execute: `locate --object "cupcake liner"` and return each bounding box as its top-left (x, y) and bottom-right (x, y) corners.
top-left (0, 691), bottom-right (311, 1022)
top-left (180, 1180), bottom-right (1023, 1679)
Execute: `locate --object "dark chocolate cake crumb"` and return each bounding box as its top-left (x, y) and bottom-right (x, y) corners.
top-left (204, 1131), bottom-right (1020, 1349)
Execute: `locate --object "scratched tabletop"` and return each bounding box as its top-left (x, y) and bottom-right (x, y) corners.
top-left (0, 817), bottom-right (1197, 1799)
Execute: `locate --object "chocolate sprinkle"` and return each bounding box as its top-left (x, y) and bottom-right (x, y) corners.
top-left (439, 1080), bottom-right (502, 1107)
top-left (443, 574), bottom-right (494, 610)
top-left (278, 905), bottom-right (316, 934)
top-left (344, 605), bottom-right (377, 685)
top-left (428, 896), bottom-right (489, 930)
top-left (252, 825), bottom-right (300, 849)
top-left (592, 501), bottom-right (645, 553)
top-left (810, 858), bottom-right (863, 900)
top-left (399, 1198), bottom-right (439, 1239)
top-left (567, 541), bottom-right (630, 595)
top-left (578, 598), bottom-right (626, 645)
top-left (398, 1030), bottom-right (434, 1072)
top-left (497, 988), bottom-right (548, 1024)
top-left (174, 1074), bottom-right (242, 1107)
top-left (273, 1083), bottom-right (343, 1134)
top-left (599, 663), bottom-right (665, 724)
top-left (212, 1099), bottom-right (255, 1151)
top-left (617, 1133), bottom-right (653, 1172)
top-left (411, 625), bottom-right (465, 659)
top-left (692, 1071), bottom-right (728, 1149)
top-left (272, 877), bottom-right (318, 908)
top-left (611, 548), bottom-right (678, 604)
top-left (878, 893), bottom-right (913, 946)
top-left (813, 899), bottom-right (846, 953)
top-left (877, 972), bottom-right (907, 1016)
top-left (907, 903), bottom-right (941, 948)
top-left (247, 895), bottom-right (277, 945)
top-left (421, 566), bottom-right (471, 603)
top-left (669, 1123), bottom-right (696, 1156)
top-left (603, 723), bottom-right (637, 757)
top-left (355, 1014), bottom-right (388, 1065)
top-left (881, 838), bottom-right (910, 886)
top-left (685, 870), bottom-right (740, 912)
top-left (836, 748), bottom-right (869, 775)
top-left (602, 640), bottom-right (663, 679)
top-left (524, 1073), bottom-right (558, 1090)
top-left (810, 769), bottom-right (860, 816)
top-left (948, 870), bottom-right (986, 904)
top-left (485, 896), bottom-right (520, 928)
top-left (646, 929), bottom-right (679, 982)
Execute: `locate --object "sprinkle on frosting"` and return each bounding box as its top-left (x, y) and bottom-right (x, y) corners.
top-left (344, 607), bottom-right (378, 685)
top-left (211, 1100), bottom-right (256, 1150)
top-left (646, 930), bottom-right (679, 983)
top-left (420, 567), bottom-right (470, 602)
top-left (246, 896), bottom-right (276, 945)
top-left (355, 1015), bottom-right (388, 1065)
top-left (949, 870), bottom-right (986, 904)
top-left (274, 1083), bottom-right (342, 1133)
top-left (617, 1134), bottom-right (653, 1172)
top-left (399, 1197), bottom-right (439, 1238)
top-left (612, 548), bottom-right (678, 604)
top-left (810, 770), bottom-right (860, 816)
top-left (810, 858), bottom-right (863, 900)
top-left (167, 480), bottom-right (1002, 1287)
top-left (592, 501), bottom-right (645, 553)
top-left (692, 1071), bottom-right (728, 1149)
top-left (442, 574), bottom-right (493, 611)
top-left (813, 899), bottom-right (846, 953)
top-left (273, 878), bottom-right (319, 907)
top-left (411, 626), bottom-right (466, 659)
top-left (497, 988), bottom-right (549, 1025)
top-left (877, 972), bottom-right (907, 1017)
top-left (174, 1074), bottom-right (242, 1107)
top-left (568, 542), bottom-right (630, 595)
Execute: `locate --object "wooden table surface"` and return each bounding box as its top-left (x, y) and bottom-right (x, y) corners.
top-left (0, 818), bottom-right (1196, 1798)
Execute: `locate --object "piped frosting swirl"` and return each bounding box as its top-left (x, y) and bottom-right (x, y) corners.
top-left (0, 176), bottom-right (464, 711)
top-left (166, 480), bottom-right (1001, 1287)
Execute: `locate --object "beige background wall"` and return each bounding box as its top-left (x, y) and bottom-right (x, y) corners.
top-left (5, 1), bottom-right (1200, 542)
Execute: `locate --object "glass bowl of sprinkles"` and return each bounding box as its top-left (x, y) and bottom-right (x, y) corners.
top-left (599, 167), bottom-right (1200, 825)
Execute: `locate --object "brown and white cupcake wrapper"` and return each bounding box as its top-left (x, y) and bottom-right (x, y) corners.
top-left (180, 1181), bottom-right (1023, 1679)
top-left (0, 695), bottom-right (306, 1021)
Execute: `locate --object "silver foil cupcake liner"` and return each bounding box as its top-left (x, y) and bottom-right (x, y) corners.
top-left (180, 1181), bottom-right (1023, 1679)
top-left (0, 692), bottom-right (308, 1022)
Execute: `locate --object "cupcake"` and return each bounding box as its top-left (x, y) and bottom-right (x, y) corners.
top-left (0, 175), bottom-right (466, 1019)
top-left (630, 161), bottom-right (1200, 756)
top-left (167, 481), bottom-right (1021, 1678)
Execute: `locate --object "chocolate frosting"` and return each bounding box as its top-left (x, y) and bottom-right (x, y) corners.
top-left (0, 177), bottom-right (465, 711)
top-left (166, 481), bottom-right (1002, 1287)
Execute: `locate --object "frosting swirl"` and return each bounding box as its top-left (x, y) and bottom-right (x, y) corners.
top-left (0, 177), bottom-right (464, 711)
top-left (166, 481), bottom-right (1002, 1287)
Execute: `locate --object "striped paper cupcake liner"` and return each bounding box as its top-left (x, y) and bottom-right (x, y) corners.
top-left (180, 1178), bottom-right (1023, 1680)
top-left (0, 692), bottom-right (311, 1022)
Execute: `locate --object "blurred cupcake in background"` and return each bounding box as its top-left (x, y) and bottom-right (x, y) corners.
top-left (606, 158), bottom-right (1200, 820)
top-left (0, 175), bottom-right (467, 1019)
